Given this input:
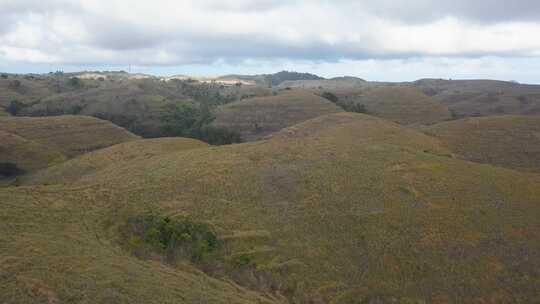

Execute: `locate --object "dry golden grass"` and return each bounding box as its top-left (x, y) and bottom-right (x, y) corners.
top-left (7, 113), bottom-right (540, 303)
top-left (24, 137), bottom-right (209, 185)
top-left (331, 85), bottom-right (452, 125)
top-left (213, 89), bottom-right (343, 141)
top-left (423, 115), bottom-right (540, 172)
top-left (0, 115), bottom-right (139, 158)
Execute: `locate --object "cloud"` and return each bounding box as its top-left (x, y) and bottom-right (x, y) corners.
top-left (0, 0), bottom-right (539, 81)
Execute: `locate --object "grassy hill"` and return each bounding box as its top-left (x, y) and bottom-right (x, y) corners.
top-left (212, 89), bottom-right (343, 141)
top-left (6, 113), bottom-right (540, 303)
top-left (278, 77), bottom-right (368, 90)
top-left (23, 137), bottom-right (209, 185)
top-left (328, 86), bottom-right (452, 125)
top-left (0, 115), bottom-right (138, 179)
top-left (423, 115), bottom-right (540, 172)
top-left (414, 79), bottom-right (540, 118)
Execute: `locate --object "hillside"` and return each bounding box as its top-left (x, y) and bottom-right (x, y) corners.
top-left (24, 137), bottom-right (209, 185)
top-left (0, 115), bottom-right (138, 178)
top-left (212, 89), bottom-right (343, 141)
top-left (414, 79), bottom-right (540, 118)
top-left (424, 115), bottom-right (540, 172)
top-left (5, 113), bottom-right (540, 303)
top-left (329, 85), bottom-right (452, 125)
top-left (278, 77), bottom-right (368, 90)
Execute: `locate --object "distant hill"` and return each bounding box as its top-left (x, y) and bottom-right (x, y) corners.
top-left (278, 77), bottom-right (368, 90)
top-left (0, 115), bottom-right (138, 178)
top-left (424, 115), bottom-right (540, 172)
top-left (414, 78), bottom-right (540, 117)
top-left (215, 71), bottom-right (324, 87)
top-left (212, 89), bottom-right (343, 141)
top-left (8, 112), bottom-right (540, 303)
top-left (328, 85), bottom-right (452, 125)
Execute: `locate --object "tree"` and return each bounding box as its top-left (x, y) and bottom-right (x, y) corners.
top-left (68, 77), bottom-right (82, 87)
top-left (321, 91), bottom-right (339, 103)
top-left (6, 100), bottom-right (25, 115)
top-left (0, 162), bottom-right (24, 177)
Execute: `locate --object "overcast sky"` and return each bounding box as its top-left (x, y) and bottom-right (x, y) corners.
top-left (1, 0), bottom-right (540, 83)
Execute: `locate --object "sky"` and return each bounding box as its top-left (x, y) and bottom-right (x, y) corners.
top-left (1, 0), bottom-right (540, 83)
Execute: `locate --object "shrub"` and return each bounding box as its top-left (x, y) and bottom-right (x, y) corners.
top-left (321, 91), bottom-right (367, 113)
top-left (68, 77), bottom-right (81, 87)
top-left (321, 91), bottom-right (339, 103)
top-left (6, 100), bottom-right (26, 115)
top-left (1, 74), bottom-right (8, 79)
top-left (123, 214), bottom-right (219, 263)
top-left (159, 103), bottom-right (242, 145)
top-left (0, 162), bottom-right (24, 177)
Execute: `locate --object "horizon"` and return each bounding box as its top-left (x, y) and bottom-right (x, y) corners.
top-left (1, 68), bottom-right (537, 85)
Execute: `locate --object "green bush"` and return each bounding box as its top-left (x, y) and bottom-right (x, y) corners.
top-left (321, 92), bottom-right (339, 103)
top-left (6, 100), bottom-right (26, 115)
top-left (0, 162), bottom-right (24, 177)
top-left (159, 103), bottom-right (242, 145)
top-left (124, 214), bottom-right (219, 263)
top-left (321, 91), bottom-right (367, 114)
top-left (68, 77), bottom-right (82, 87)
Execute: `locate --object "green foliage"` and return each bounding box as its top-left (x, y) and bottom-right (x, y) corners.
top-left (68, 77), bottom-right (82, 87)
top-left (321, 91), bottom-right (368, 114)
top-left (6, 100), bottom-right (26, 115)
top-left (0, 162), bottom-right (24, 177)
top-left (160, 103), bottom-right (242, 145)
top-left (125, 214), bottom-right (219, 263)
top-left (265, 71), bottom-right (324, 86)
top-left (321, 92), bottom-right (339, 103)
top-left (1, 74), bottom-right (8, 79)
top-left (231, 254), bottom-right (253, 267)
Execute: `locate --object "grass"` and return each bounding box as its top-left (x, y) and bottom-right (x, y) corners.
top-left (328, 85), bottom-right (452, 125)
top-left (22, 137), bottom-right (209, 185)
top-left (212, 89), bottom-right (343, 141)
top-left (0, 115), bottom-right (138, 182)
top-left (0, 115), bottom-right (139, 158)
top-left (423, 115), bottom-right (540, 172)
top-left (414, 78), bottom-right (540, 117)
top-left (5, 113), bottom-right (540, 303)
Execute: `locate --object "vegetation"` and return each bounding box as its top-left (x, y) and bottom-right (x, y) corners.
top-left (321, 91), bottom-right (368, 113)
top-left (424, 115), bottom-right (540, 172)
top-left (159, 103), bottom-right (242, 145)
top-left (123, 213), bottom-right (219, 263)
top-left (6, 100), bottom-right (26, 115)
top-left (3, 72), bottom-right (540, 303)
top-left (7, 113), bottom-right (540, 303)
top-left (326, 86), bottom-right (452, 125)
top-left (264, 70), bottom-right (324, 86)
top-left (0, 162), bottom-right (24, 178)
top-left (213, 89), bottom-right (343, 141)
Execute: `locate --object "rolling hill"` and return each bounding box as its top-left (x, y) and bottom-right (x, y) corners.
top-left (5, 113), bottom-right (540, 303)
top-left (212, 89), bottom-right (343, 141)
top-left (0, 115), bottom-right (138, 178)
top-left (329, 85), bottom-right (453, 125)
top-left (423, 115), bottom-right (540, 172)
top-left (23, 137), bottom-right (209, 185)
top-left (414, 79), bottom-right (540, 118)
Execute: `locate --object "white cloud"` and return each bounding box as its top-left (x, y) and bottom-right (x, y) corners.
top-left (0, 0), bottom-right (539, 82)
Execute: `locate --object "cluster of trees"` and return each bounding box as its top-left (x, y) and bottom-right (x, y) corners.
top-left (321, 92), bottom-right (367, 114)
top-left (124, 213), bottom-right (219, 263)
top-left (159, 103), bottom-right (242, 145)
top-left (0, 162), bottom-right (24, 178)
